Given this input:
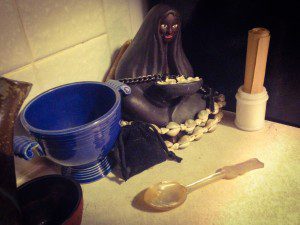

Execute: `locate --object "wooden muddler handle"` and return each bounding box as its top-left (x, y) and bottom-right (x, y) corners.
top-left (243, 28), bottom-right (270, 94)
top-left (216, 158), bottom-right (264, 179)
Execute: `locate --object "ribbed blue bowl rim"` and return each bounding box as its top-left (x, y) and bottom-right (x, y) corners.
top-left (20, 81), bottom-right (121, 136)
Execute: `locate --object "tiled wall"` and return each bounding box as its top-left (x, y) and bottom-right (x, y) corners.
top-left (0, 0), bottom-right (146, 106)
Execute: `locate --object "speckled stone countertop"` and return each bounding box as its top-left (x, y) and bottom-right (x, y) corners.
top-left (16, 111), bottom-right (300, 225)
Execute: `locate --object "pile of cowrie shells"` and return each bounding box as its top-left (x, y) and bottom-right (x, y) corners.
top-left (121, 94), bottom-right (226, 151)
top-left (157, 75), bottom-right (201, 85)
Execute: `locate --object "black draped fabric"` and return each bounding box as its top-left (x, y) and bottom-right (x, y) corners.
top-left (115, 122), bottom-right (182, 180)
top-left (115, 4), bottom-right (194, 79)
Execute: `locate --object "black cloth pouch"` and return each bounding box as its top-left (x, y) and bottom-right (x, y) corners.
top-left (114, 121), bottom-right (182, 181)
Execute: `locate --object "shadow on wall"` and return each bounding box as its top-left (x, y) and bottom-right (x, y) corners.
top-left (148, 0), bottom-right (300, 127)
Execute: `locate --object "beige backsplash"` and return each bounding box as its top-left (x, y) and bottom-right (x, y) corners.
top-left (0, 0), bottom-right (146, 107)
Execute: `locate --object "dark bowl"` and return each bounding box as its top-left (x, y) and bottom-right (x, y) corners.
top-left (17, 175), bottom-right (83, 225)
top-left (152, 79), bottom-right (203, 100)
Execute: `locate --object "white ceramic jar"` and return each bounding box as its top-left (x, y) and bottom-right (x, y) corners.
top-left (235, 86), bottom-right (269, 131)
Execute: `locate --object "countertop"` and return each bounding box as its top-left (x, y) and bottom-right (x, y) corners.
top-left (15, 112), bottom-right (300, 225)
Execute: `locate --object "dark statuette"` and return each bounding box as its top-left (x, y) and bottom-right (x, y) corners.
top-left (115, 4), bottom-right (207, 126)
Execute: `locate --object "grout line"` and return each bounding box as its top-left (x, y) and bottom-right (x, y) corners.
top-left (2, 63), bottom-right (33, 76)
top-left (99, 0), bottom-right (115, 81)
top-left (100, 0), bottom-right (113, 57)
top-left (127, 0), bottom-right (134, 38)
top-left (12, 0), bottom-right (39, 85)
top-left (6, 0), bottom-right (108, 77)
top-left (12, 0), bottom-right (35, 65)
top-left (33, 32), bottom-right (107, 62)
top-left (1, 33), bottom-right (108, 75)
top-left (11, 0), bottom-right (107, 67)
top-left (0, 63), bottom-right (32, 76)
top-left (128, 0), bottom-right (148, 37)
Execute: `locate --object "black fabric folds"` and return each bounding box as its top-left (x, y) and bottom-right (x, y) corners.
top-left (115, 121), bottom-right (182, 180)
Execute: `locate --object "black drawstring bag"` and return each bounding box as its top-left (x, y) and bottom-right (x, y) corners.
top-left (114, 121), bottom-right (182, 181)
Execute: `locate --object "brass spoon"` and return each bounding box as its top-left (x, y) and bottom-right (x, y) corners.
top-left (143, 158), bottom-right (264, 211)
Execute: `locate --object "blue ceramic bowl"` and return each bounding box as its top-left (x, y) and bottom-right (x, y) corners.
top-left (19, 80), bottom-right (130, 183)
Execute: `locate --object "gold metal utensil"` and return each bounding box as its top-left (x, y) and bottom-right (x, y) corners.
top-left (143, 158), bottom-right (264, 211)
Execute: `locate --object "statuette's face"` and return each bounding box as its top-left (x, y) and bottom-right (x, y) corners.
top-left (159, 13), bottom-right (179, 42)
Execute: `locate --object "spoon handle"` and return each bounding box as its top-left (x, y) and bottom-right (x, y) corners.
top-left (185, 158), bottom-right (264, 192)
top-left (185, 171), bottom-right (225, 191)
top-left (216, 158), bottom-right (264, 179)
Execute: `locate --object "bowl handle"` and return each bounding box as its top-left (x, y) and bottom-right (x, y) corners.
top-left (106, 80), bottom-right (131, 95)
top-left (13, 136), bottom-right (46, 160)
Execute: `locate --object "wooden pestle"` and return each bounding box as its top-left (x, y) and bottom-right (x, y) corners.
top-left (243, 28), bottom-right (270, 94)
top-left (0, 77), bottom-right (32, 224)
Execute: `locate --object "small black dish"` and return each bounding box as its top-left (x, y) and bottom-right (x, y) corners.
top-left (17, 175), bottom-right (83, 225)
top-left (152, 78), bottom-right (203, 100)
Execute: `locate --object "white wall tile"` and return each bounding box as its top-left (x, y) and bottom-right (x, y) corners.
top-left (128, 0), bottom-right (147, 36)
top-left (0, 0), bottom-right (147, 91)
top-left (2, 65), bottom-right (43, 107)
top-left (0, 0), bottom-right (32, 75)
top-left (35, 34), bottom-right (110, 92)
top-left (103, 0), bottom-right (132, 53)
top-left (16, 0), bottom-right (106, 60)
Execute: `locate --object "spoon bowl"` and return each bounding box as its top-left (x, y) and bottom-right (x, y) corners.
top-left (143, 181), bottom-right (188, 210)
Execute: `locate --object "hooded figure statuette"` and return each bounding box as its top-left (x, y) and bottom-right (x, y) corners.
top-left (115, 4), bottom-right (207, 126)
